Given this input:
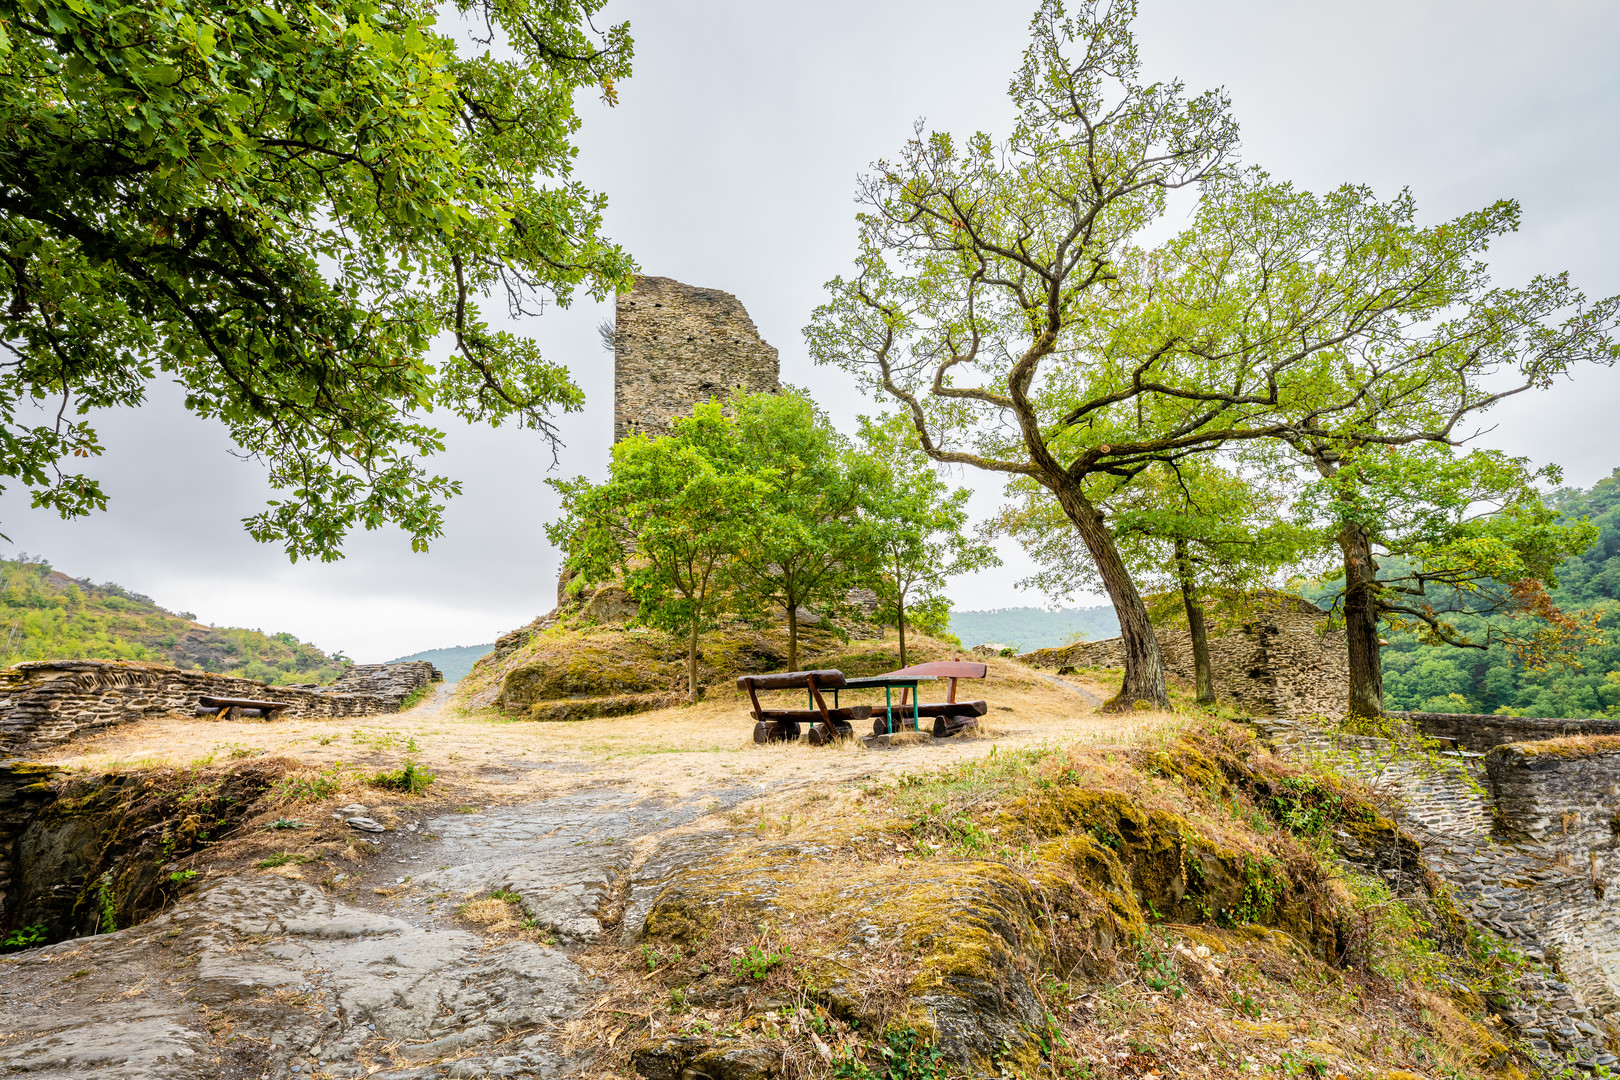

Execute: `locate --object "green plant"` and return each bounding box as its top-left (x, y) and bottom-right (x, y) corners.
top-left (2, 924), bottom-right (47, 951)
top-left (730, 943), bottom-right (790, 980)
top-left (489, 889), bottom-right (522, 903)
top-left (269, 817), bottom-right (306, 830)
top-left (274, 769), bottom-right (343, 803)
top-left (256, 852), bottom-right (316, 868)
top-left (167, 870), bottom-right (198, 883)
top-left (370, 759), bottom-right (435, 795)
top-left (95, 871), bottom-right (117, 933)
top-left (1136, 942), bottom-right (1185, 999)
top-left (832, 1029), bottom-right (949, 1080)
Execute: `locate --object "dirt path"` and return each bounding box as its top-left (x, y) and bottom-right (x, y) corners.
top-left (0, 663), bottom-right (1159, 1079)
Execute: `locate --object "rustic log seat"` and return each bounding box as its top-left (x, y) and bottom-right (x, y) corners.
top-left (194, 695), bottom-right (290, 721)
top-left (737, 669), bottom-right (872, 746)
top-left (868, 660), bottom-right (990, 738)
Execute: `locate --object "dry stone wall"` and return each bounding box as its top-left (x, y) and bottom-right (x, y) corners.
top-left (613, 275), bottom-right (780, 442)
top-left (0, 659), bottom-right (440, 758)
top-left (1395, 710), bottom-right (1620, 754)
top-left (1018, 599), bottom-right (1348, 718)
top-left (1485, 738), bottom-right (1620, 852)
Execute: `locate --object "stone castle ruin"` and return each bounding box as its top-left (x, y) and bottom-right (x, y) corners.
top-left (1014, 593), bottom-right (1350, 718)
top-left (612, 275), bottom-right (780, 442)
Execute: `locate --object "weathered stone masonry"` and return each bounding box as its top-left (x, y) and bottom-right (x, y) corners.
top-left (1016, 596), bottom-right (1349, 718)
top-left (0, 659), bottom-right (440, 758)
top-left (613, 275), bottom-right (780, 443)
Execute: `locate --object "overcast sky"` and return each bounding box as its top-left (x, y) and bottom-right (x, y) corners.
top-left (2, 0), bottom-right (1616, 662)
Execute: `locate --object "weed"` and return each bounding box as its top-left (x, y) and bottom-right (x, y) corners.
top-left (275, 768), bottom-right (343, 803)
top-left (314, 734), bottom-right (337, 745)
top-left (369, 759), bottom-right (435, 795)
top-left (2, 924), bottom-right (46, 951)
top-left (167, 870), bottom-right (199, 883)
top-left (832, 1029), bottom-right (949, 1080)
top-left (730, 943), bottom-right (790, 980)
top-left (256, 852), bottom-right (317, 868)
top-left (489, 888), bottom-right (522, 903)
top-left (268, 817), bottom-right (306, 830)
top-left (95, 871), bottom-right (117, 933)
top-left (1136, 941), bottom-right (1185, 999)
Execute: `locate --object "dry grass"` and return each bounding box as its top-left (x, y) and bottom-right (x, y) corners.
top-left (35, 641), bottom-right (1182, 810)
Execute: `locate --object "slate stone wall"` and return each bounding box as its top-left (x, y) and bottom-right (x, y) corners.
top-left (613, 275), bottom-right (780, 443)
top-left (0, 659), bottom-right (440, 758)
top-left (1396, 711), bottom-right (1620, 754)
top-left (1017, 600), bottom-right (1348, 718)
top-left (1485, 738), bottom-right (1620, 851)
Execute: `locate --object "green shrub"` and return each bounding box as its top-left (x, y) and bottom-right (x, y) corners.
top-left (370, 758), bottom-right (435, 795)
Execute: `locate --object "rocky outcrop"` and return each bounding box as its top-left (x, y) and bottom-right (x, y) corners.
top-left (0, 659), bottom-right (441, 757)
top-left (613, 276), bottom-right (780, 443)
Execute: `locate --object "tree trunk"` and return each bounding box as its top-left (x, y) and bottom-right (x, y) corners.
top-left (686, 617), bottom-right (700, 705)
top-left (1052, 482), bottom-right (1169, 711)
top-left (1338, 521), bottom-right (1384, 719)
top-left (1174, 538), bottom-right (1216, 706)
top-left (897, 591), bottom-right (908, 669)
top-left (786, 601), bottom-right (799, 672)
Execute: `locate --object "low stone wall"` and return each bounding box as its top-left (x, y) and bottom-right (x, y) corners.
top-left (1394, 711), bottom-right (1620, 755)
top-left (1017, 602), bottom-right (1347, 718)
top-left (0, 659), bottom-right (441, 758)
top-left (286, 661), bottom-right (440, 709)
top-left (1485, 737), bottom-right (1620, 851)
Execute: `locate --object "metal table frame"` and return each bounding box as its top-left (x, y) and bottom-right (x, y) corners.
top-left (823, 675), bottom-right (937, 735)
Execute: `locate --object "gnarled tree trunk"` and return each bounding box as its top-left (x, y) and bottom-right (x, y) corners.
top-left (1053, 482), bottom-right (1169, 711)
top-left (1338, 522), bottom-right (1384, 719)
top-left (1174, 538), bottom-right (1216, 706)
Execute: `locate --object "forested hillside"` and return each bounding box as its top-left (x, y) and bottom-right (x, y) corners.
top-left (387, 644), bottom-right (492, 683)
top-left (0, 556), bottom-right (349, 684)
top-left (1368, 469), bottom-right (1620, 717)
top-left (948, 605), bottom-right (1120, 650)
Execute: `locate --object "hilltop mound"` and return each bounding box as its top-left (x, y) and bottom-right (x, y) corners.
top-left (0, 556), bottom-right (347, 684)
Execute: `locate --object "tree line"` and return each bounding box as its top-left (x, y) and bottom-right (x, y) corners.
top-left (547, 391), bottom-right (997, 702)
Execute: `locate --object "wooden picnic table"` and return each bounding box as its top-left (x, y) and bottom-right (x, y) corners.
top-left (194, 695), bottom-right (290, 720)
top-left (828, 675), bottom-right (936, 736)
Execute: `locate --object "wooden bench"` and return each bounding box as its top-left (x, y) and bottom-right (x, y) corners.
top-left (194, 695), bottom-right (290, 721)
top-left (737, 669), bottom-right (872, 746)
top-left (871, 660), bottom-right (989, 737)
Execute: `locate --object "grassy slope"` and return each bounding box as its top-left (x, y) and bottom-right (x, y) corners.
top-left (0, 556), bottom-right (347, 684)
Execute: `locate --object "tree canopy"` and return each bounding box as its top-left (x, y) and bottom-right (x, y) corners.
top-left (808, 0), bottom-right (1618, 712)
top-left (0, 0), bottom-right (633, 558)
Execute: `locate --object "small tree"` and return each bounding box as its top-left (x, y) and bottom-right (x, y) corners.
top-left (994, 458), bottom-right (1314, 704)
top-left (547, 405), bottom-right (767, 703)
top-left (724, 391), bottom-right (880, 672)
top-left (857, 417), bottom-right (1000, 668)
top-left (1298, 445), bottom-right (1600, 717)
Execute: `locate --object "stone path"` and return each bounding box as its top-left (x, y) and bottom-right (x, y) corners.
top-left (1259, 718), bottom-right (1620, 1070)
top-left (0, 781), bottom-right (759, 1080)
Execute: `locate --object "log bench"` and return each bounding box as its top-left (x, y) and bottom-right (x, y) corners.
top-left (737, 669), bottom-right (871, 746)
top-left (869, 660), bottom-right (989, 738)
top-left (194, 695), bottom-right (290, 721)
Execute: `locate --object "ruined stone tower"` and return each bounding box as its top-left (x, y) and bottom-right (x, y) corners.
top-left (613, 276), bottom-right (780, 442)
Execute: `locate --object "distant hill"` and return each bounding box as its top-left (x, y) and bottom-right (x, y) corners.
top-left (948, 606), bottom-right (1119, 651)
top-left (0, 555), bottom-right (348, 684)
top-left (387, 644), bottom-right (492, 683)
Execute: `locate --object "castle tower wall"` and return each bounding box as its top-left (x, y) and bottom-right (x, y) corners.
top-left (613, 276), bottom-right (780, 442)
